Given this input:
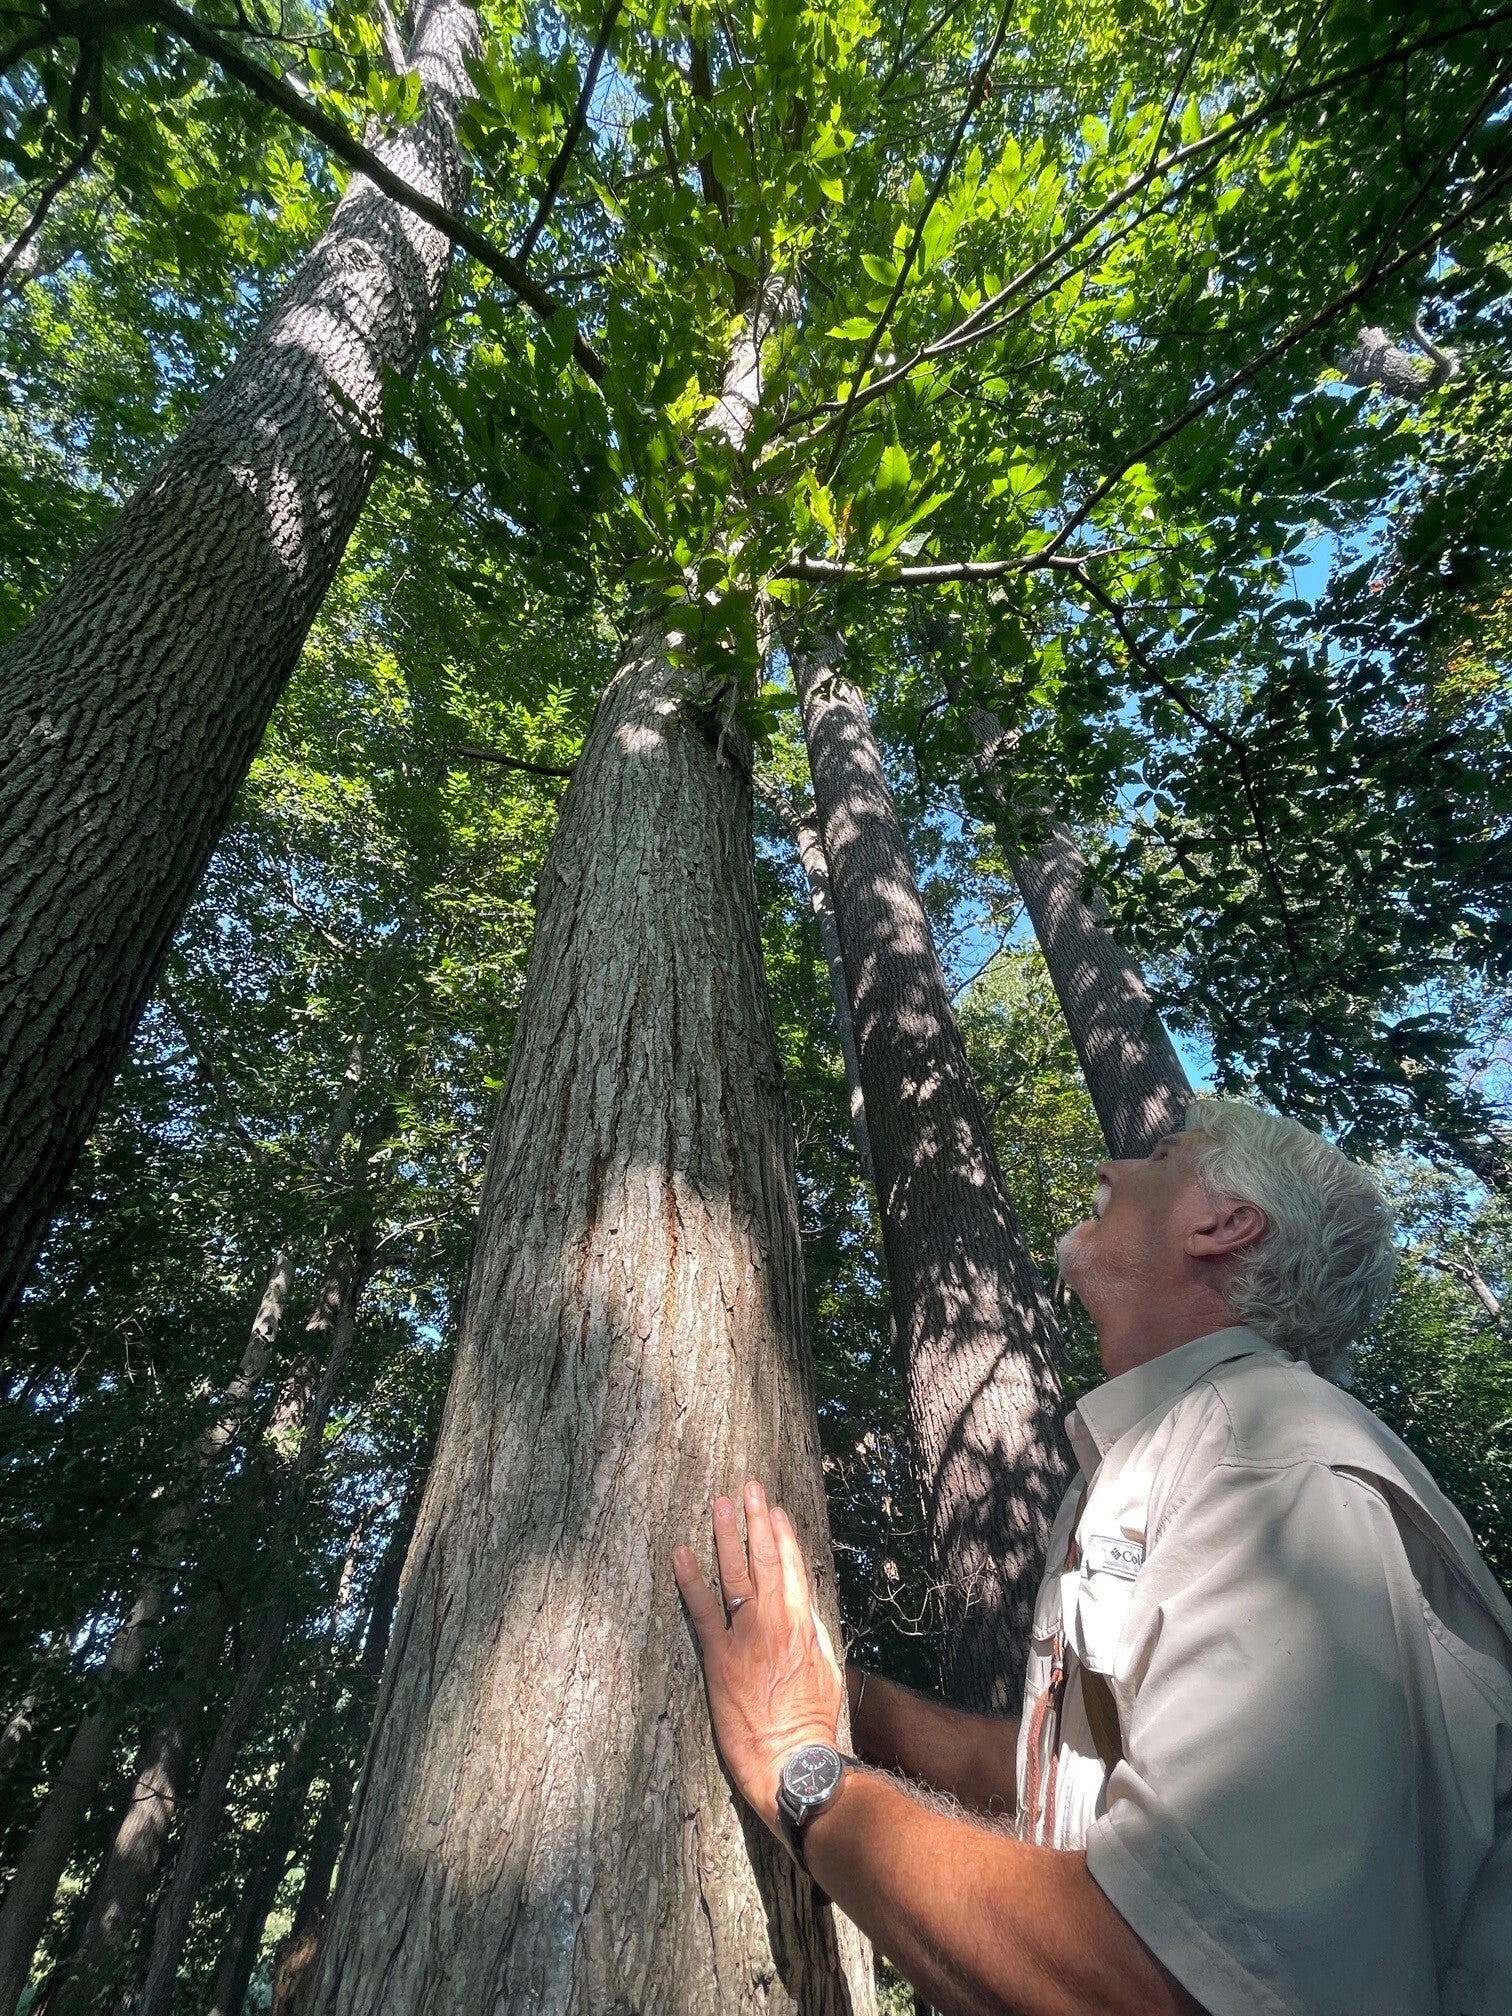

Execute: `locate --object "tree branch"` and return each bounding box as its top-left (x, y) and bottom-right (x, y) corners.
top-left (449, 742), bottom-right (576, 778)
top-left (139, 0), bottom-right (608, 380)
top-left (516, 0), bottom-right (622, 263)
top-left (0, 129), bottom-right (97, 290)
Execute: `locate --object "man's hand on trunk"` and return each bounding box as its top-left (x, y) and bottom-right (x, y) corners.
top-left (672, 1478), bottom-right (844, 1830)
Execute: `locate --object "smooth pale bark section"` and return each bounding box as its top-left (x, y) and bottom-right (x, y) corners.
top-left (312, 642), bottom-right (872, 2016)
top-left (0, 1251), bottom-right (295, 2016)
top-left (967, 709), bottom-right (1191, 1161)
top-left (0, 0), bottom-right (478, 1323)
top-left (759, 777), bottom-right (876, 1187)
top-left (795, 648), bottom-right (1066, 1713)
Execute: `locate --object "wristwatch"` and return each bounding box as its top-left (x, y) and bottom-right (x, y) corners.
top-left (776, 1742), bottom-right (848, 1872)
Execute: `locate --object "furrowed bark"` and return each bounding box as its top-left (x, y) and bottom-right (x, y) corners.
top-left (135, 1229), bottom-right (373, 2016)
top-left (0, 1251), bottom-right (294, 2016)
top-left (794, 644), bottom-right (1066, 1714)
top-left (1336, 321), bottom-right (1459, 400)
top-left (758, 777), bottom-right (876, 1187)
top-left (311, 631), bottom-right (871, 2015)
top-left (0, 0), bottom-right (479, 1324)
top-left (268, 1475), bottom-right (423, 2016)
top-left (967, 710), bottom-right (1191, 1160)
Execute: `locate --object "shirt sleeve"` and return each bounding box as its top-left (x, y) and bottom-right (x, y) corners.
top-left (1084, 1459), bottom-right (1442, 2016)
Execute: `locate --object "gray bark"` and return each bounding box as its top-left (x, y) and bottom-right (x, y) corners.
top-left (1337, 321), bottom-right (1459, 401)
top-left (964, 705), bottom-right (1190, 1159)
top-left (0, 0), bottom-right (478, 1323)
top-left (0, 1251), bottom-right (295, 2016)
top-left (758, 777), bottom-right (876, 1187)
top-left (310, 606), bottom-right (872, 2009)
top-left (135, 1228), bottom-right (373, 2016)
top-left (794, 645), bottom-right (1066, 1715)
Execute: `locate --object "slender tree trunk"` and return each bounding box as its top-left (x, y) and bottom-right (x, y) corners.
top-left (0, 1251), bottom-right (295, 2016)
top-left (310, 295), bottom-right (871, 2006)
top-left (202, 1492), bottom-right (388, 2016)
top-left (267, 1479), bottom-right (420, 2016)
top-left (759, 777), bottom-right (876, 1187)
top-left (964, 706), bottom-right (1192, 1160)
top-left (40, 1589), bottom-right (233, 2016)
top-left (0, 0), bottom-right (479, 1324)
top-left (795, 644), bottom-right (1066, 1713)
top-left (134, 1231), bottom-right (372, 2016)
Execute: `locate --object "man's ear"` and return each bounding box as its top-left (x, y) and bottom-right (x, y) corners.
top-left (1185, 1199), bottom-right (1267, 1263)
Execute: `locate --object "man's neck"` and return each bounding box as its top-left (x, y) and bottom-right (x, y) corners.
top-left (1092, 1296), bottom-right (1239, 1382)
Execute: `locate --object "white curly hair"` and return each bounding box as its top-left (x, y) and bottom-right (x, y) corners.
top-left (1183, 1098), bottom-right (1398, 1380)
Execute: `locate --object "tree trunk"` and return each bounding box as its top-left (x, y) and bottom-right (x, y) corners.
top-left (955, 695), bottom-right (1192, 1161)
top-left (202, 1491), bottom-right (391, 2016)
top-left (309, 581), bottom-right (872, 2009)
top-left (0, 1251), bottom-right (295, 2016)
top-left (267, 1477), bottom-right (422, 2016)
top-left (758, 777), bottom-right (876, 1187)
top-left (0, 0), bottom-right (479, 1324)
top-left (1336, 322), bottom-right (1458, 401)
top-left (134, 1230), bottom-right (373, 2016)
top-left (40, 1591), bottom-right (233, 2016)
top-left (795, 644), bottom-right (1066, 1713)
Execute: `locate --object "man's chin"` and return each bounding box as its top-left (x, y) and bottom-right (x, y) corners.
top-left (1054, 1223), bottom-right (1094, 1289)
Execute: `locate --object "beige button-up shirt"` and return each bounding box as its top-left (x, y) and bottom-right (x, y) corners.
top-left (1014, 1326), bottom-right (1512, 2016)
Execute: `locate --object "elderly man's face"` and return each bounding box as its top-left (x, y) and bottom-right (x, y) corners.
top-left (1056, 1130), bottom-right (1216, 1310)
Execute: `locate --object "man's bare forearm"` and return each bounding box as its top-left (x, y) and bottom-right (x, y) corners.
top-left (804, 1768), bottom-right (1205, 2016)
top-left (849, 1667), bottom-right (1019, 1815)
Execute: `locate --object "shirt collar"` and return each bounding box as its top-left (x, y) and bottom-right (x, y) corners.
top-left (1065, 1325), bottom-right (1289, 1477)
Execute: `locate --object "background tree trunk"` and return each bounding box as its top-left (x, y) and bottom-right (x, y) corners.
top-left (268, 1466), bottom-right (425, 2016)
top-left (795, 643), bottom-right (1066, 1714)
top-left (0, 0), bottom-right (478, 1324)
top-left (759, 777), bottom-right (877, 1187)
top-left (134, 1229), bottom-right (373, 2016)
top-left (309, 625), bottom-right (873, 2013)
top-left (0, 1251), bottom-right (294, 2016)
top-left (965, 706), bottom-right (1191, 1159)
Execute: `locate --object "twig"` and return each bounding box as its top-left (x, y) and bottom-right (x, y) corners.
top-left (0, 129), bottom-right (97, 289)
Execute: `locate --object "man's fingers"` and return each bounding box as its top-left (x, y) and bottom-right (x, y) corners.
top-left (771, 1505), bottom-right (812, 1619)
top-left (712, 1496), bottom-right (755, 1611)
top-left (673, 1545), bottom-right (725, 1651)
top-left (743, 1479), bottom-right (781, 1595)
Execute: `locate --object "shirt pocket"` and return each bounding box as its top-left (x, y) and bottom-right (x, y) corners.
top-left (1068, 1537), bottom-right (1144, 1676)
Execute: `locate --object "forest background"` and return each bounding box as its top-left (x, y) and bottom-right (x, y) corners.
top-left (0, 0), bottom-right (1509, 2010)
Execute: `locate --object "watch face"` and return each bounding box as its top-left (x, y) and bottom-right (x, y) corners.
top-left (783, 1744), bottom-right (844, 1805)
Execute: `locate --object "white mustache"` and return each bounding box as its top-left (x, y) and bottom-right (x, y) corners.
top-left (1091, 1179), bottom-right (1111, 1220)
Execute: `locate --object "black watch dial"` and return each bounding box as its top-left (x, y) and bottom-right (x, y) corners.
top-left (782, 1743), bottom-right (844, 1807)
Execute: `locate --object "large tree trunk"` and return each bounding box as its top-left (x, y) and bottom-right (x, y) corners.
top-left (0, 0), bottom-right (478, 1324)
top-left (758, 777), bottom-right (876, 1187)
top-left (0, 1251), bottom-right (295, 2016)
top-left (268, 1466), bottom-right (425, 2016)
top-left (966, 709), bottom-right (1191, 1160)
top-left (795, 645), bottom-right (1066, 1713)
top-left (134, 1229), bottom-right (373, 2016)
top-left (309, 602), bottom-right (873, 2007)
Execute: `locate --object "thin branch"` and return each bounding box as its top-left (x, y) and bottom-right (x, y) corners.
top-left (516, 0), bottom-right (622, 264)
top-left (140, 0), bottom-right (607, 381)
top-left (781, 10), bottom-right (1508, 447)
top-left (1071, 566), bottom-right (1314, 1002)
top-left (450, 742), bottom-right (576, 778)
top-left (823, 0), bottom-right (1013, 480)
top-left (0, 129), bottom-right (97, 289)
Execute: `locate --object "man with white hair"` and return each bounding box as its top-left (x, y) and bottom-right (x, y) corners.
top-left (675, 1100), bottom-right (1512, 2015)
